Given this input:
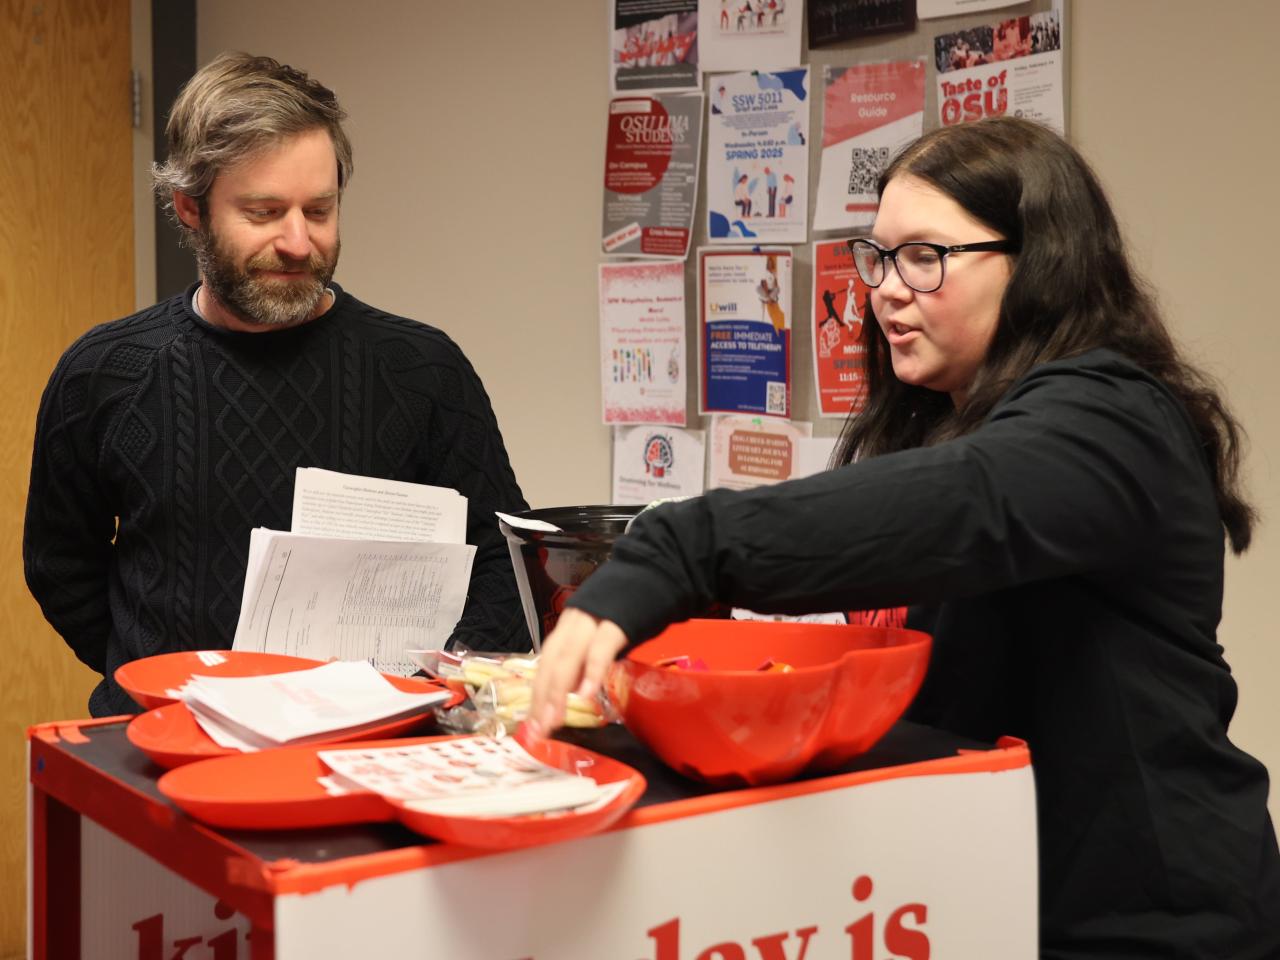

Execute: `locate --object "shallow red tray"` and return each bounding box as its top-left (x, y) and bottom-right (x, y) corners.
top-left (387, 735), bottom-right (647, 849)
top-left (115, 650), bottom-right (327, 710)
top-left (157, 733), bottom-right (646, 847)
top-left (126, 673), bottom-right (455, 770)
top-left (156, 737), bottom-right (401, 829)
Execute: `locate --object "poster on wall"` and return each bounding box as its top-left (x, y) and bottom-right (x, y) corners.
top-left (811, 239), bottom-right (870, 418)
top-left (919, 0), bottom-right (1020, 19)
top-left (602, 93), bottom-right (703, 259)
top-left (813, 59), bottom-right (925, 233)
top-left (599, 261), bottom-right (687, 426)
top-left (809, 0), bottom-right (917, 47)
top-left (697, 0), bottom-right (803, 71)
top-left (699, 247), bottom-right (792, 418)
top-left (933, 9), bottom-right (1064, 133)
top-left (611, 425), bottom-right (706, 504)
top-left (706, 68), bottom-right (809, 243)
top-left (706, 415), bottom-right (812, 491)
top-left (610, 0), bottom-right (700, 94)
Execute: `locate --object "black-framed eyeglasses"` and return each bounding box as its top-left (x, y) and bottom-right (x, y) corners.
top-left (848, 238), bottom-right (1017, 294)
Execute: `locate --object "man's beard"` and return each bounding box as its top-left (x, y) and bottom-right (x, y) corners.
top-left (194, 224), bottom-right (339, 327)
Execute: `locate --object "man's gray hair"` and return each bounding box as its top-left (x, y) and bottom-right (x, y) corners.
top-left (152, 52), bottom-right (354, 228)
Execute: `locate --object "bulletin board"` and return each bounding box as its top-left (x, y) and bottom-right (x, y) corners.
top-left (603, 0), bottom-right (1068, 495)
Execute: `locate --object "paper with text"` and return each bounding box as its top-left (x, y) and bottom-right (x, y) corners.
top-left (320, 737), bottom-right (618, 816)
top-left (234, 531), bottom-right (476, 673)
top-left (291, 467), bottom-right (467, 544)
top-left (182, 661), bottom-right (449, 748)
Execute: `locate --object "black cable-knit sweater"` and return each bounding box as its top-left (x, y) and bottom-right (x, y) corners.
top-left (24, 283), bottom-right (531, 716)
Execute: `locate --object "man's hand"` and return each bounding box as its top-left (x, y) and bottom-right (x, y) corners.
top-left (529, 608), bottom-right (629, 736)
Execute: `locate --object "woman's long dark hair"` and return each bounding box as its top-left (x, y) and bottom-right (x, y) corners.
top-left (834, 116), bottom-right (1256, 552)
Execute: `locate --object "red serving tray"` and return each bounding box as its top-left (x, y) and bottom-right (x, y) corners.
top-left (157, 733), bottom-right (646, 848)
top-left (387, 735), bottom-right (647, 849)
top-left (156, 737), bottom-right (400, 829)
top-left (115, 651), bottom-right (328, 710)
top-left (126, 673), bottom-right (456, 770)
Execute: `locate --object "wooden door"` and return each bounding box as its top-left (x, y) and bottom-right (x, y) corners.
top-left (0, 0), bottom-right (134, 953)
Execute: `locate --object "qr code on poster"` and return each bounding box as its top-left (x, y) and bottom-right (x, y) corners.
top-left (766, 381), bottom-right (787, 415)
top-left (848, 146), bottom-right (891, 194)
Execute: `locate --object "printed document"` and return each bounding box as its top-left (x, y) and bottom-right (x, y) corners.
top-left (234, 468), bottom-right (476, 674)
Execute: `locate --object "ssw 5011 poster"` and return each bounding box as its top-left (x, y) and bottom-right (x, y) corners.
top-left (706, 68), bottom-right (809, 243)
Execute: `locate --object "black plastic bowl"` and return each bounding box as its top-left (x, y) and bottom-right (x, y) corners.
top-left (499, 505), bottom-right (645, 650)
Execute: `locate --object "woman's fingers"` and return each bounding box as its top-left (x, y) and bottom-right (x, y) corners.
top-left (529, 609), bottom-right (628, 736)
top-left (576, 619), bottom-right (629, 701)
top-left (530, 608), bottom-right (598, 734)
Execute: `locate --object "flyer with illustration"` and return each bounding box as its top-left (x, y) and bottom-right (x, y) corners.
top-left (610, 0), bottom-right (699, 94)
top-left (811, 239), bottom-right (870, 418)
top-left (611, 425), bottom-right (706, 504)
top-left (599, 261), bottom-right (687, 426)
top-left (602, 93), bottom-right (703, 259)
top-left (698, 247), bottom-right (792, 419)
top-left (813, 60), bottom-right (925, 233)
top-left (697, 0), bottom-right (802, 72)
top-left (706, 68), bottom-right (809, 243)
top-left (706, 415), bottom-right (812, 491)
top-left (933, 9), bottom-right (1064, 133)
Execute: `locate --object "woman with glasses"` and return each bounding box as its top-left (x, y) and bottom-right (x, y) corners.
top-left (531, 116), bottom-right (1280, 957)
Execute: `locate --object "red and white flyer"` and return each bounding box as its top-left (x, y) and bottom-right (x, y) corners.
top-left (811, 239), bottom-right (870, 418)
top-left (602, 93), bottom-right (703, 259)
top-left (813, 60), bottom-right (926, 233)
top-left (933, 9), bottom-right (1064, 133)
top-left (599, 261), bottom-right (687, 426)
top-left (707, 414), bottom-right (812, 491)
top-left (610, 0), bottom-right (699, 94)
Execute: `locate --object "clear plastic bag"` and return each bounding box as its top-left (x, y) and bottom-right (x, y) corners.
top-left (411, 647), bottom-right (616, 736)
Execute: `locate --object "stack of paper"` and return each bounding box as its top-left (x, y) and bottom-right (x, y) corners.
top-left (291, 468), bottom-right (467, 543)
top-left (180, 660), bottom-right (450, 752)
top-left (233, 468), bottom-right (476, 675)
top-left (318, 737), bottom-right (627, 818)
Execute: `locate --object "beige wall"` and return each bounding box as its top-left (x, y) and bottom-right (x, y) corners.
top-left (1070, 0), bottom-right (1280, 819)
top-left (198, 2), bottom-right (615, 510)
top-left (194, 1), bottom-right (1280, 814)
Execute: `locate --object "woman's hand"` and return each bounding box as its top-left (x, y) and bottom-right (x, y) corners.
top-left (529, 608), bottom-right (629, 736)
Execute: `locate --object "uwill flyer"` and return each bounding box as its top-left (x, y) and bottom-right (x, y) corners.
top-left (698, 247), bottom-right (792, 419)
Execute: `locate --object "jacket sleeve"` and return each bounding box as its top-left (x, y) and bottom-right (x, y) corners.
top-left (567, 359), bottom-right (1206, 644)
top-left (23, 351), bottom-right (119, 674)
top-left (422, 339), bottom-right (532, 653)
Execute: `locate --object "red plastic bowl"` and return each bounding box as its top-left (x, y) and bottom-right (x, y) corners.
top-left (607, 619), bottom-right (931, 787)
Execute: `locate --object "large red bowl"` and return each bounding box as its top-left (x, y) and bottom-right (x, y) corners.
top-left (607, 619), bottom-right (931, 787)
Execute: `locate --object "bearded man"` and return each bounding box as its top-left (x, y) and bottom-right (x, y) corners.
top-left (24, 53), bottom-right (531, 716)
